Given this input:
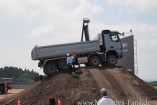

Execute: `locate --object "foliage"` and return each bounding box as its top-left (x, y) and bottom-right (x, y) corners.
top-left (146, 81), bottom-right (157, 85)
top-left (0, 66), bottom-right (39, 83)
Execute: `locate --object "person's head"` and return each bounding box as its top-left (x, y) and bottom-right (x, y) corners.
top-left (100, 88), bottom-right (107, 96)
top-left (72, 52), bottom-right (74, 55)
top-left (48, 96), bottom-right (56, 105)
top-left (67, 53), bottom-right (70, 57)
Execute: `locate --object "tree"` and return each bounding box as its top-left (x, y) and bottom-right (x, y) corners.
top-left (0, 66), bottom-right (39, 82)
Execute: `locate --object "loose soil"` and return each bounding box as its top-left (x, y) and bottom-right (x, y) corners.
top-left (0, 67), bottom-right (157, 105)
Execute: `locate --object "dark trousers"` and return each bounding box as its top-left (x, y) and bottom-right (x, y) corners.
top-left (72, 62), bottom-right (75, 72)
top-left (68, 65), bottom-right (72, 75)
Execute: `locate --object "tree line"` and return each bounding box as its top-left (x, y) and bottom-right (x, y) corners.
top-left (0, 66), bottom-right (39, 83)
top-left (146, 81), bottom-right (157, 85)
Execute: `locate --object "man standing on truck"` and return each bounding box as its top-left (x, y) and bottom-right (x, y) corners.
top-left (67, 53), bottom-right (73, 75)
top-left (72, 52), bottom-right (76, 72)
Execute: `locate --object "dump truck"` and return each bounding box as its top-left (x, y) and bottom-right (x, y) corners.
top-left (0, 77), bottom-right (13, 94)
top-left (31, 19), bottom-right (123, 75)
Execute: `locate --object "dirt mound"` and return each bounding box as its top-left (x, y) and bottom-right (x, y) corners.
top-left (0, 67), bottom-right (157, 105)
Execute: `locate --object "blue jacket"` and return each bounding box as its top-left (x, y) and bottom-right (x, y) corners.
top-left (67, 57), bottom-right (72, 65)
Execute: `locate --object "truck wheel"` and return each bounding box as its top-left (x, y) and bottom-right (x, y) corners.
top-left (43, 69), bottom-right (48, 75)
top-left (90, 56), bottom-right (101, 67)
top-left (1, 90), bottom-right (4, 94)
top-left (107, 55), bottom-right (117, 66)
top-left (1, 88), bottom-right (7, 94)
top-left (58, 59), bottom-right (67, 71)
top-left (44, 63), bottom-right (57, 75)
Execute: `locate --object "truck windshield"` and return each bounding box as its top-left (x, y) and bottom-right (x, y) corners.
top-left (110, 34), bottom-right (119, 42)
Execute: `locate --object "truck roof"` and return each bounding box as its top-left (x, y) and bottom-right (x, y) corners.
top-left (102, 30), bottom-right (120, 34)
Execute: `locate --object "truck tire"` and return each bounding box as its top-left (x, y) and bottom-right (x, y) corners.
top-left (43, 69), bottom-right (48, 75)
top-left (107, 55), bottom-right (117, 66)
top-left (90, 56), bottom-right (101, 67)
top-left (58, 59), bottom-right (67, 71)
top-left (44, 63), bottom-right (57, 75)
top-left (1, 88), bottom-right (7, 94)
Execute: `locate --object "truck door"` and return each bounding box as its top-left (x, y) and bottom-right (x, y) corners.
top-left (109, 33), bottom-right (122, 52)
top-left (103, 34), bottom-right (111, 51)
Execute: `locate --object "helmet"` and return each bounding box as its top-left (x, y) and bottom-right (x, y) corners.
top-left (49, 96), bottom-right (56, 105)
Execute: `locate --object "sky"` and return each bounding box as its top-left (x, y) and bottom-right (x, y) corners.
top-left (0, 0), bottom-right (157, 81)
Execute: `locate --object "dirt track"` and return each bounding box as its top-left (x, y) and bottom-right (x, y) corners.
top-left (0, 67), bottom-right (157, 105)
top-left (0, 89), bottom-right (24, 99)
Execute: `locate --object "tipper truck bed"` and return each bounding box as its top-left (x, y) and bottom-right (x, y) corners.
top-left (31, 19), bottom-right (123, 75)
top-left (32, 40), bottom-right (100, 60)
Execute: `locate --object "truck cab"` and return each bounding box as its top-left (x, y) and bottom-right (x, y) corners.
top-left (97, 30), bottom-right (123, 66)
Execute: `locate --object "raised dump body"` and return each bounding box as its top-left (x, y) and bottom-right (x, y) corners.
top-left (31, 40), bottom-right (100, 60)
